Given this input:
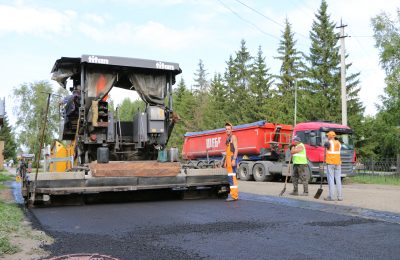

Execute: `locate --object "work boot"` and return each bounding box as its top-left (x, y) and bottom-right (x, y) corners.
top-left (226, 197), bottom-right (238, 202)
top-left (300, 192), bottom-right (309, 196)
top-left (324, 197), bottom-right (335, 201)
top-left (289, 191), bottom-right (298, 196)
top-left (337, 197), bottom-right (343, 201)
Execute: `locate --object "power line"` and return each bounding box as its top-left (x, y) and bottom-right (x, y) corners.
top-left (287, 0), bottom-right (313, 16)
top-left (351, 35), bottom-right (374, 38)
top-left (234, 0), bottom-right (309, 39)
top-left (234, 0), bottom-right (283, 27)
top-left (345, 28), bottom-right (373, 76)
top-left (216, 0), bottom-right (280, 41)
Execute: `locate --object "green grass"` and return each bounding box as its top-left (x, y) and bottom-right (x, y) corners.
top-left (347, 174), bottom-right (400, 186)
top-left (0, 172), bottom-right (23, 256)
top-left (0, 236), bottom-right (20, 255)
top-left (0, 172), bottom-right (14, 191)
top-left (0, 202), bottom-right (23, 255)
top-left (0, 172), bottom-right (14, 182)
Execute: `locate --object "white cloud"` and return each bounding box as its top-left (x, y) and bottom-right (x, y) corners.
top-left (360, 68), bottom-right (386, 115)
top-left (192, 12), bottom-right (218, 23)
top-left (110, 0), bottom-right (186, 6)
top-left (0, 4), bottom-right (76, 36)
top-left (79, 21), bottom-right (209, 51)
top-left (84, 13), bottom-right (106, 25)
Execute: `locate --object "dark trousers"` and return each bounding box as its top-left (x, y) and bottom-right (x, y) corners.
top-left (292, 164), bottom-right (309, 193)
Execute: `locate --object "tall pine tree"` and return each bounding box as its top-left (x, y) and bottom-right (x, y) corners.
top-left (193, 59), bottom-right (209, 93)
top-left (303, 0), bottom-right (340, 122)
top-left (248, 45), bottom-right (273, 122)
top-left (225, 39), bottom-right (252, 124)
top-left (274, 18), bottom-right (304, 125)
top-left (203, 73), bottom-right (229, 129)
top-left (303, 0), bottom-right (363, 127)
top-left (192, 59), bottom-right (210, 131)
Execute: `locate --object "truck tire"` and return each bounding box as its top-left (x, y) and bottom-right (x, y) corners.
top-left (238, 163), bottom-right (254, 181)
top-left (253, 163), bottom-right (267, 182)
top-left (186, 161), bottom-right (196, 168)
top-left (197, 161), bottom-right (205, 169)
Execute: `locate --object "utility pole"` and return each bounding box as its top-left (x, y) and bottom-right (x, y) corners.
top-left (30, 93), bottom-right (52, 207)
top-left (294, 80), bottom-right (297, 126)
top-left (337, 20), bottom-right (348, 126)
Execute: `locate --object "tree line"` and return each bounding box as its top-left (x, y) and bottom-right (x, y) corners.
top-left (3, 0), bottom-right (399, 161)
top-left (168, 1), bottom-right (398, 161)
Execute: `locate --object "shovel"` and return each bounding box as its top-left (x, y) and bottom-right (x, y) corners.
top-left (279, 159), bottom-right (291, 196)
top-left (314, 150), bottom-right (325, 199)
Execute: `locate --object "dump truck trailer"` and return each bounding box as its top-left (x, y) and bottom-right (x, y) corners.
top-left (22, 55), bottom-right (229, 205)
top-left (182, 121), bottom-right (293, 181)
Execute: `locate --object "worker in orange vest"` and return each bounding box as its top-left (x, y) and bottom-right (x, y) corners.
top-left (324, 131), bottom-right (343, 201)
top-left (224, 122), bottom-right (239, 202)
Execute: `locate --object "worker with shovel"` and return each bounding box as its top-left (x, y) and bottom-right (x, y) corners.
top-left (324, 131), bottom-right (343, 201)
top-left (290, 136), bottom-right (309, 196)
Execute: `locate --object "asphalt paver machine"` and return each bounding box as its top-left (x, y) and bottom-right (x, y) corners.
top-left (22, 55), bottom-right (229, 205)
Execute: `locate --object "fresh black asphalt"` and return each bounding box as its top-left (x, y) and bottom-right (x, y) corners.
top-left (25, 192), bottom-right (400, 260)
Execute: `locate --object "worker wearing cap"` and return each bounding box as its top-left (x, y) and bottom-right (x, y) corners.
top-left (224, 122), bottom-right (239, 201)
top-left (290, 136), bottom-right (309, 196)
top-left (324, 131), bottom-right (343, 201)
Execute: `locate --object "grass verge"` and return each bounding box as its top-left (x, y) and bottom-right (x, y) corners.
top-left (0, 171), bottom-right (14, 182)
top-left (0, 171), bottom-right (23, 256)
top-left (347, 174), bottom-right (400, 186)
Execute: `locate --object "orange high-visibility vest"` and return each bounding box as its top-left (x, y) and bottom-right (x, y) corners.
top-left (225, 136), bottom-right (235, 173)
top-left (326, 139), bottom-right (341, 165)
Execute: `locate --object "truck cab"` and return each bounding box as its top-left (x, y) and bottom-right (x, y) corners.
top-left (293, 121), bottom-right (356, 179)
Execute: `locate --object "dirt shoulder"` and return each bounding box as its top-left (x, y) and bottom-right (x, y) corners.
top-left (0, 169), bottom-right (52, 260)
top-left (238, 180), bottom-right (400, 214)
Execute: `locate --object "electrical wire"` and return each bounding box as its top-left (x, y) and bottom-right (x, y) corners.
top-left (234, 0), bottom-right (283, 27)
top-left (216, 0), bottom-right (280, 41)
top-left (348, 28), bottom-right (368, 52)
top-left (234, 0), bottom-right (309, 39)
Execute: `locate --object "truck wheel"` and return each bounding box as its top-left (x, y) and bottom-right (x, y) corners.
top-left (197, 161), bottom-right (205, 169)
top-left (214, 160), bottom-right (223, 168)
top-left (253, 163), bottom-right (267, 182)
top-left (207, 160), bottom-right (215, 168)
top-left (186, 161), bottom-right (196, 168)
top-left (238, 163), bottom-right (254, 181)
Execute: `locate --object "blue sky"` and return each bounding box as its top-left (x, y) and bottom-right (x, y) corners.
top-left (1, 0), bottom-right (398, 126)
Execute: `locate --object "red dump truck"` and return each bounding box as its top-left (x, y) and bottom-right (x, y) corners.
top-left (182, 120), bottom-right (356, 181)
